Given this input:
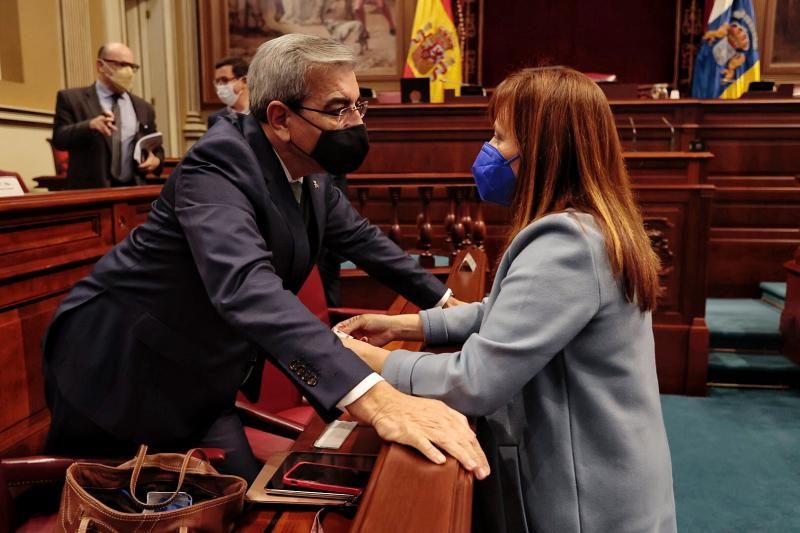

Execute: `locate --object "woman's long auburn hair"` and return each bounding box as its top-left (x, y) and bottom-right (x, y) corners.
top-left (490, 67), bottom-right (661, 312)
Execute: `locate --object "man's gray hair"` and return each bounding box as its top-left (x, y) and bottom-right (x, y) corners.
top-left (249, 34), bottom-right (356, 122)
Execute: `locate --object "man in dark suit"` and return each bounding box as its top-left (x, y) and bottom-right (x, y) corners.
top-left (43, 34), bottom-right (489, 484)
top-left (52, 42), bottom-right (163, 189)
top-left (208, 56), bottom-right (250, 128)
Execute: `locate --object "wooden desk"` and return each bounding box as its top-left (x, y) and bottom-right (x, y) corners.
top-left (33, 158), bottom-right (179, 191)
top-left (237, 416), bottom-right (472, 532)
top-left (0, 187), bottom-right (163, 457)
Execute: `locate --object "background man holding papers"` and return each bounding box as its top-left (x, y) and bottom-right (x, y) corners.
top-left (52, 42), bottom-right (163, 189)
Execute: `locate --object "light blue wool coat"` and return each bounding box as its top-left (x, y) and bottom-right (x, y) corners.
top-left (384, 211), bottom-right (677, 533)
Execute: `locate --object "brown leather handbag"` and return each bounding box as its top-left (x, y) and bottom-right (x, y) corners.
top-left (56, 445), bottom-right (247, 532)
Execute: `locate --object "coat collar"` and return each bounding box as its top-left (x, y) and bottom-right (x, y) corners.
top-left (241, 113), bottom-right (324, 289)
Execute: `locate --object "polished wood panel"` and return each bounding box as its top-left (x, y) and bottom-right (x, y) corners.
top-left (344, 174), bottom-right (713, 395)
top-left (482, 0), bottom-right (677, 87)
top-left (360, 99), bottom-right (800, 297)
top-left (3, 98), bottom-right (797, 456)
top-left (782, 247), bottom-right (800, 364)
top-left (0, 187), bottom-right (161, 457)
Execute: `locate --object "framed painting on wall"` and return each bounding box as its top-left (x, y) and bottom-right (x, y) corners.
top-left (199, 0), bottom-right (406, 106)
top-left (756, 0), bottom-right (800, 84)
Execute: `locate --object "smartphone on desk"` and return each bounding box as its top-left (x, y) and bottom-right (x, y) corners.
top-left (282, 461), bottom-right (371, 496)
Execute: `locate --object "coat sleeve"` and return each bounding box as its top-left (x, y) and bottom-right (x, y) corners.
top-left (381, 215), bottom-right (602, 416)
top-left (419, 299), bottom-right (486, 345)
top-left (148, 104), bottom-right (165, 174)
top-left (174, 138), bottom-right (372, 419)
top-left (321, 183), bottom-right (448, 309)
top-left (51, 90), bottom-right (96, 150)
top-left (137, 101), bottom-right (165, 176)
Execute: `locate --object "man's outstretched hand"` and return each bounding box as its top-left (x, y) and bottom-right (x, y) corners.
top-left (347, 381), bottom-right (490, 480)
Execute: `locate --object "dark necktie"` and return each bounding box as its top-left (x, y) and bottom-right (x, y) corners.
top-left (110, 94), bottom-right (122, 180)
top-left (290, 179), bottom-right (303, 205)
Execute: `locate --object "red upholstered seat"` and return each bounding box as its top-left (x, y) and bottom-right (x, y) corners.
top-left (237, 266), bottom-right (385, 461)
top-left (237, 267), bottom-right (329, 462)
top-left (297, 265), bottom-right (331, 326)
top-left (47, 138), bottom-right (69, 178)
top-left (243, 427), bottom-right (296, 464)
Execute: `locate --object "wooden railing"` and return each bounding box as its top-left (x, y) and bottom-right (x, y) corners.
top-left (781, 175), bottom-right (800, 365)
top-left (349, 246), bottom-right (488, 533)
top-left (342, 166), bottom-right (714, 396)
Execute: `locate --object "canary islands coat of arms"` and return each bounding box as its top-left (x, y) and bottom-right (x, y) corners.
top-left (701, 9), bottom-right (758, 84)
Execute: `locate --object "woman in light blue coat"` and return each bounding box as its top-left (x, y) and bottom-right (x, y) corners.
top-left (338, 67), bottom-right (677, 533)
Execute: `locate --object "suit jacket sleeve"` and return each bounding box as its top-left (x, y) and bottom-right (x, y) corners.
top-left (322, 184), bottom-right (448, 309)
top-left (382, 215), bottom-right (601, 416)
top-left (174, 138), bottom-right (372, 419)
top-left (52, 90), bottom-right (95, 150)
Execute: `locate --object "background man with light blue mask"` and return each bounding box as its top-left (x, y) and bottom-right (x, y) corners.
top-left (208, 56), bottom-right (250, 128)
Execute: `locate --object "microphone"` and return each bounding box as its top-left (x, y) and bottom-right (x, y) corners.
top-left (661, 116), bottom-right (676, 151)
top-left (628, 117), bottom-right (637, 152)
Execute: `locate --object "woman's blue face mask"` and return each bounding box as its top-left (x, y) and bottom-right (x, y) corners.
top-left (471, 142), bottom-right (520, 206)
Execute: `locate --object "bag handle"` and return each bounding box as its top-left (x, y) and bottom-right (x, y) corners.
top-left (79, 516), bottom-right (187, 533)
top-left (128, 445), bottom-right (209, 510)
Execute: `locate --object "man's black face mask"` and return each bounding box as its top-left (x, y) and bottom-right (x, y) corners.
top-left (289, 109), bottom-right (370, 175)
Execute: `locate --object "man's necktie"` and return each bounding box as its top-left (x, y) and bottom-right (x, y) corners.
top-left (290, 179), bottom-right (303, 204)
top-left (110, 94), bottom-right (122, 180)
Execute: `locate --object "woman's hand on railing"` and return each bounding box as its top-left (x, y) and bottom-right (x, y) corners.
top-left (335, 313), bottom-right (423, 346)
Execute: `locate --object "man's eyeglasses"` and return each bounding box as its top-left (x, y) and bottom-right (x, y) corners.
top-left (291, 101), bottom-right (368, 125)
top-left (101, 58), bottom-right (141, 72)
top-left (214, 76), bottom-right (242, 85)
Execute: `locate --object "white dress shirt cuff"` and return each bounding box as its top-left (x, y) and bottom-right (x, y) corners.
top-left (434, 288), bottom-right (453, 308)
top-left (336, 373), bottom-right (385, 410)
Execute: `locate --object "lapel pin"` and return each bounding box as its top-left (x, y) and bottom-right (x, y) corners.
top-left (313, 179), bottom-right (319, 189)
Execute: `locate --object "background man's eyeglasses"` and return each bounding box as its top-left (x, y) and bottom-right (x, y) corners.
top-left (214, 76), bottom-right (243, 85)
top-left (291, 101), bottom-right (368, 124)
top-left (101, 58), bottom-right (141, 72)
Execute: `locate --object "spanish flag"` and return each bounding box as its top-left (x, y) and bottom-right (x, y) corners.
top-left (691, 0), bottom-right (760, 99)
top-left (404, 0), bottom-right (463, 103)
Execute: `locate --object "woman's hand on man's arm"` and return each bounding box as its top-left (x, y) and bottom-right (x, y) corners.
top-left (335, 313), bottom-right (424, 346)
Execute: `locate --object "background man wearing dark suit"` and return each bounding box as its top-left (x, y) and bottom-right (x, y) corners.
top-left (52, 42), bottom-right (163, 189)
top-left (208, 56), bottom-right (250, 128)
top-left (43, 34), bottom-right (489, 484)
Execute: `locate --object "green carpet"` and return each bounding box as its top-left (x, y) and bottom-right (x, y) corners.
top-left (707, 352), bottom-right (800, 387)
top-left (759, 282), bottom-right (787, 308)
top-left (662, 388), bottom-right (800, 532)
top-left (705, 298), bottom-right (782, 351)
